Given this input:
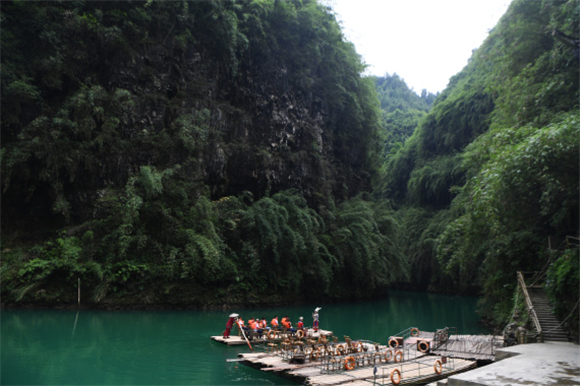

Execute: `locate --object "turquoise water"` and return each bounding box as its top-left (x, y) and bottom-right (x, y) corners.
top-left (1, 290), bottom-right (487, 385)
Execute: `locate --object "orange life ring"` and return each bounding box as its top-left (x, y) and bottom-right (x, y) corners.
top-left (418, 341), bottom-right (430, 353)
top-left (434, 359), bottom-right (443, 374)
top-left (391, 368), bottom-right (402, 385)
top-left (389, 338), bottom-right (399, 348)
top-left (267, 330), bottom-right (276, 340)
top-left (297, 330), bottom-right (304, 339)
top-left (384, 349), bottom-right (393, 362)
top-left (410, 328), bottom-right (420, 337)
top-left (394, 350), bottom-right (403, 362)
top-left (343, 356), bottom-right (356, 371)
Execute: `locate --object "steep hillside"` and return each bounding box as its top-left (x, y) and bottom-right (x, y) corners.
top-left (2, 0), bottom-right (379, 233)
top-left (372, 74), bottom-right (437, 159)
top-left (1, 0), bottom-right (405, 306)
top-left (384, 0), bottom-right (579, 329)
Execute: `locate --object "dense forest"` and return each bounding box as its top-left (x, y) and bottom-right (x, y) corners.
top-left (1, 0), bottom-right (578, 334)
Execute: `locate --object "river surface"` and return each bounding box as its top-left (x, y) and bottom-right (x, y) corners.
top-left (2, 290), bottom-right (488, 385)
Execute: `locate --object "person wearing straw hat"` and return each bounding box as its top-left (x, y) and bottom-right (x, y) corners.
top-left (312, 307), bottom-right (321, 331)
top-left (223, 313), bottom-right (238, 339)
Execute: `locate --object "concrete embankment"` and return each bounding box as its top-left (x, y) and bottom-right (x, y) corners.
top-left (432, 341), bottom-right (579, 386)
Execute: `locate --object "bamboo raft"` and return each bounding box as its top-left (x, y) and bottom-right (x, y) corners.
top-left (238, 346), bottom-right (476, 385)
top-left (232, 327), bottom-right (504, 385)
top-left (211, 329), bottom-right (334, 346)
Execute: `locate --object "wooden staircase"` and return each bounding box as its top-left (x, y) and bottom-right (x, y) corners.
top-left (527, 287), bottom-right (568, 342)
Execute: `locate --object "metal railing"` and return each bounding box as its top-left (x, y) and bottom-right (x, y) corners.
top-left (372, 356), bottom-right (456, 385)
top-left (517, 271), bottom-right (543, 342)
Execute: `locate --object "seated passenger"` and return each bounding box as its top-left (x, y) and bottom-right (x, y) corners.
top-left (297, 316), bottom-right (304, 330)
top-left (271, 316), bottom-right (280, 330)
top-left (281, 315), bottom-right (296, 333)
top-left (249, 317), bottom-right (263, 338)
top-left (260, 317), bottom-right (270, 331)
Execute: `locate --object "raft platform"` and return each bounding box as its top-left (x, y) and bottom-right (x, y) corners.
top-left (232, 327), bottom-right (504, 385)
top-left (211, 329), bottom-right (334, 346)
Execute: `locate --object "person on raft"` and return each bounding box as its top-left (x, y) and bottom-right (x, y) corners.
top-left (223, 313), bottom-right (238, 339)
top-left (259, 317), bottom-right (270, 332)
top-left (281, 315), bottom-right (296, 332)
top-left (296, 316), bottom-right (304, 330)
top-left (312, 307), bottom-right (321, 331)
top-left (237, 316), bottom-right (249, 334)
top-left (249, 318), bottom-right (263, 338)
top-left (271, 315), bottom-right (280, 330)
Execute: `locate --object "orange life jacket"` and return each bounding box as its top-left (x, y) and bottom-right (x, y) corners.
top-left (271, 318), bottom-right (279, 326)
top-left (249, 319), bottom-right (258, 329)
top-left (281, 317), bottom-right (290, 328)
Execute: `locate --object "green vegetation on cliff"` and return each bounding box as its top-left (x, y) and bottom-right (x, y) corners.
top-left (1, 0), bottom-right (399, 306)
top-left (382, 0), bottom-right (579, 331)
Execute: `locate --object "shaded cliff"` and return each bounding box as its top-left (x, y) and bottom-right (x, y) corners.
top-left (2, 0), bottom-right (379, 234)
top-left (2, 0), bottom-right (403, 307)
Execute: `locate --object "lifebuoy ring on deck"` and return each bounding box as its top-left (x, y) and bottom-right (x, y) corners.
top-left (410, 328), bottom-right (420, 337)
top-left (343, 356), bottom-right (356, 371)
top-left (389, 338), bottom-right (399, 348)
top-left (384, 349), bottom-right (393, 362)
top-left (418, 341), bottom-right (430, 353)
top-left (434, 359), bottom-right (443, 374)
top-left (267, 330), bottom-right (276, 340)
top-left (394, 350), bottom-right (403, 362)
top-left (391, 369), bottom-right (402, 385)
top-left (297, 330), bottom-right (304, 339)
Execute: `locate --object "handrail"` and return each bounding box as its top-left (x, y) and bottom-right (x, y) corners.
top-left (517, 271), bottom-right (543, 342)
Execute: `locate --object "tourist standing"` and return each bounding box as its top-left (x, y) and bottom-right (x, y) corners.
top-left (312, 307), bottom-right (321, 331)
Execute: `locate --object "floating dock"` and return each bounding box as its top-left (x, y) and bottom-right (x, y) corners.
top-left (211, 329), bottom-right (334, 346)
top-left (230, 327), bottom-right (504, 385)
top-left (240, 351), bottom-right (476, 385)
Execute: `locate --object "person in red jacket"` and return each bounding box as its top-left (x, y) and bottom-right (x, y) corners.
top-left (296, 316), bottom-right (304, 330)
top-left (223, 313), bottom-right (238, 339)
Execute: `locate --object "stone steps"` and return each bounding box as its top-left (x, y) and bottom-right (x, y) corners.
top-left (527, 288), bottom-right (568, 342)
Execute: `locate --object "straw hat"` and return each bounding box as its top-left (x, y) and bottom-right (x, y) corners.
top-left (229, 313), bottom-right (239, 318)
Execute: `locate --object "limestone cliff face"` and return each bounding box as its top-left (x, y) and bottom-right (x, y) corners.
top-left (103, 42), bottom-right (364, 203)
top-left (2, 0), bottom-right (377, 231)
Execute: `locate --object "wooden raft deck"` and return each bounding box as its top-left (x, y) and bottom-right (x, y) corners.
top-left (232, 328), bottom-right (504, 385)
top-left (211, 329), bottom-right (334, 346)
top-left (238, 351), bottom-right (476, 385)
